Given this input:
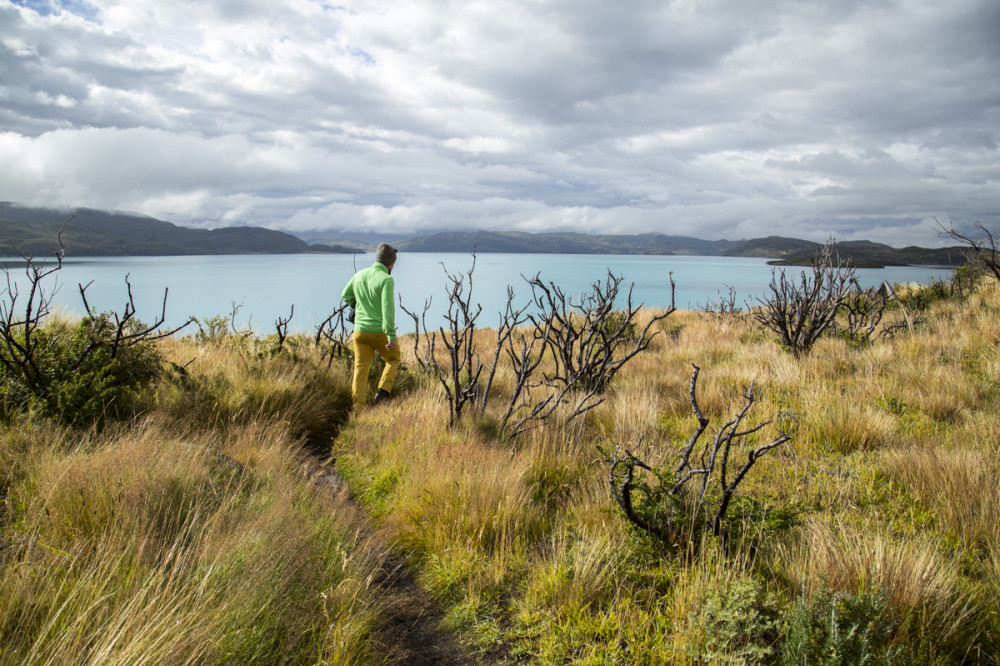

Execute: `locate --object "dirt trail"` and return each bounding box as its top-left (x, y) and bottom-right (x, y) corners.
top-left (306, 436), bottom-right (481, 665)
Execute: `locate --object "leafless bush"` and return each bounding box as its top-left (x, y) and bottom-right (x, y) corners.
top-left (528, 270), bottom-right (676, 394)
top-left (496, 271), bottom-right (675, 439)
top-left (609, 365), bottom-right (790, 549)
top-left (938, 220), bottom-right (1000, 284)
top-left (398, 296), bottom-right (437, 375)
top-left (835, 282), bottom-right (887, 342)
top-left (698, 284), bottom-right (745, 322)
top-left (750, 240), bottom-right (856, 356)
top-left (315, 302), bottom-right (352, 366)
top-left (435, 255), bottom-right (484, 426)
top-left (274, 305), bottom-right (294, 352)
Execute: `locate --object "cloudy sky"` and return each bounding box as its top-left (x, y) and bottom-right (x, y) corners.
top-left (1, 0), bottom-right (997, 246)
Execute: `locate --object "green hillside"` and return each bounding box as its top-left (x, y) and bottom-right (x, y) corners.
top-left (0, 204), bottom-right (356, 256)
top-left (767, 239), bottom-right (966, 267)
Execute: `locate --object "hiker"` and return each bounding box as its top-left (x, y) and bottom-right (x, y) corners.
top-left (341, 243), bottom-right (402, 411)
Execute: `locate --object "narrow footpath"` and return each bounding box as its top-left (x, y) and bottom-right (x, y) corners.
top-left (305, 435), bottom-right (483, 665)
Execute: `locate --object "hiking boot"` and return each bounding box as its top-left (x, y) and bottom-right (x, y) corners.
top-left (371, 389), bottom-right (392, 405)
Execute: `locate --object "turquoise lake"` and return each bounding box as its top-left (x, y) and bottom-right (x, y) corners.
top-left (0, 253), bottom-right (953, 335)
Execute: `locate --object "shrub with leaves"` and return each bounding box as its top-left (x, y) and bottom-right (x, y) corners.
top-left (1, 235), bottom-right (188, 425)
top-left (0, 314), bottom-right (163, 424)
top-left (780, 583), bottom-right (898, 666)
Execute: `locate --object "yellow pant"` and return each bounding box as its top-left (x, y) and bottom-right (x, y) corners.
top-left (351, 331), bottom-right (401, 410)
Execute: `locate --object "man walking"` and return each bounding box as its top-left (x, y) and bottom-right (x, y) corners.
top-left (341, 243), bottom-right (402, 411)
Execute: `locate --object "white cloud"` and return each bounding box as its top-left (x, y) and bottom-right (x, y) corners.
top-left (0, 0), bottom-right (997, 247)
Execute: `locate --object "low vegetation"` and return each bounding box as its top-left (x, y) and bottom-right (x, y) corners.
top-left (1, 250), bottom-right (998, 663)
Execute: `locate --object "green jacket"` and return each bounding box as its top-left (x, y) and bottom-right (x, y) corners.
top-left (341, 262), bottom-right (397, 342)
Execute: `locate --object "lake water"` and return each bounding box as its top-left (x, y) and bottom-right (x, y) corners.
top-left (0, 253), bottom-right (953, 336)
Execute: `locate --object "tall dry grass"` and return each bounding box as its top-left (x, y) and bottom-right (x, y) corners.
top-left (883, 445), bottom-right (1000, 552)
top-left (778, 518), bottom-right (980, 659)
top-left (333, 278), bottom-right (1000, 662)
top-left (156, 335), bottom-right (353, 437)
top-left (1, 418), bottom-right (385, 664)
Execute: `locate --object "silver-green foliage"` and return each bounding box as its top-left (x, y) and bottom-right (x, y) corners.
top-left (780, 583), bottom-right (898, 666)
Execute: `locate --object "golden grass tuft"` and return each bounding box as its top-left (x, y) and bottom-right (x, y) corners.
top-left (801, 398), bottom-right (898, 454)
top-left (157, 336), bottom-right (353, 436)
top-left (883, 445), bottom-right (1000, 552)
top-left (780, 518), bottom-right (979, 654)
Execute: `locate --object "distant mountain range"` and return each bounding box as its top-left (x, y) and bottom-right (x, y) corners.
top-left (720, 236), bottom-right (966, 267)
top-left (0, 204), bottom-right (357, 256)
top-left (395, 230), bottom-right (736, 255)
top-left (0, 204), bottom-right (967, 267)
top-left (394, 231), bottom-right (966, 267)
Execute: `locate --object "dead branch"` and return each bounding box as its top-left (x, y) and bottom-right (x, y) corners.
top-left (274, 304), bottom-right (294, 352)
top-left (315, 302), bottom-right (352, 366)
top-left (609, 364), bottom-right (790, 548)
top-left (938, 219), bottom-right (1000, 284)
top-left (609, 439), bottom-right (663, 539)
top-left (479, 286), bottom-right (531, 412)
top-left (750, 240), bottom-right (856, 356)
top-left (398, 296), bottom-right (437, 375)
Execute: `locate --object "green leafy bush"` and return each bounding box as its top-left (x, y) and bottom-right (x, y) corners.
top-left (192, 314), bottom-right (233, 344)
top-left (780, 583), bottom-right (898, 665)
top-left (950, 264), bottom-right (983, 298)
top-left (0, 314), bottom-right (163, 425)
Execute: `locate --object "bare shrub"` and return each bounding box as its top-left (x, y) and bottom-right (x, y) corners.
top-left (750, 240), bottom-right (856, 356)
top-left (274, 305), bottom-right (294, 352)
top-left (527, 271), bottom-right (675, 394)
top-left (315, 302), bottom-right (352, 367)
top-left (836, 283), bottom-right (887, 343)
top-left (436, 257), bottom-right (484, 426)
top-left (398, 296), bottom-right (437, 375)
top-left (498, 271), bottom-right (675, 439)
top-left (699, 284), bottom-right (745, 322)
top-left (400, 254), bottom-right (485, 426)
top-left (938, 220), bottom-right (1000, 284)
top-left (608, 365), bottom-right (790, 548)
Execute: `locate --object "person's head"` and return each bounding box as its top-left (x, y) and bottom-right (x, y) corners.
top-left (375, 243), bottom-right (398, 272)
